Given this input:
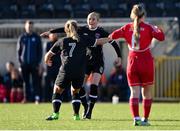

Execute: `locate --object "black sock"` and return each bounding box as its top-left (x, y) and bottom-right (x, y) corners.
top-left (52, 93), bottom-right (62, 113)
top-left (87, 84), bottom-right (98, 115)
top-left (88, 102), bottom-right (95, 114)
top-left (79, 87), bottom-right (88, 110)
top-left (72, 93), bottom-right (81, 115)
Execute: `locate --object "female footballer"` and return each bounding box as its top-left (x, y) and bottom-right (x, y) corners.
top-left (109, 4), bottom-right (165, 126)
top-left (45, 20), bottom-right (109, 120)
top-left (41, 12), bottom-right (122, 119)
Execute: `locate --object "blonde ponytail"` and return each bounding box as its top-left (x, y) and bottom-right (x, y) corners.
top-left (130, 4), bottom-right (146, 49)
top-left (133, 17), bottom-right (140, 46)
top-left (65, 20), bottom-right (79, 42)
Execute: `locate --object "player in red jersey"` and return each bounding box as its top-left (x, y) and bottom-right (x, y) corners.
top-left (109, 4), bottom-right (165, 126)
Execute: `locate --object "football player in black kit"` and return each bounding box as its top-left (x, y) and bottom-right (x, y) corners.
top-left (45, 20), bottom-right (110, 120)
top-left (41, 12), bottom-right (122, 119)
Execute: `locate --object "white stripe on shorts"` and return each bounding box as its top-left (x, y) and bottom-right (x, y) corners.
top-left (52, 99), bottom-right (62, 103)
top-left (72, 100), bottom-right (81, 103)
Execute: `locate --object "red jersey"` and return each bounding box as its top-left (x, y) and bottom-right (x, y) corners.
top-left (110, 21), bottom-right (165, 54)
top-left (110, 21), bottom-right (165, 86)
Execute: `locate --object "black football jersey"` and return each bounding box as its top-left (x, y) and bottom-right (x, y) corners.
top-left (50, 26), bottom-right (109, 63)
top-left (50, 34), bottom-right (96, 76)
top-left (78, 26), bottom-right (109, 63)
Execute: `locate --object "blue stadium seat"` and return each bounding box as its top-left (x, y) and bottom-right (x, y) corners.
top-left (87, 0), bottom-right (110, 17)
top-left (51, 0), bottom-right (72, 18)
top-left (69, 0), bottom-right (90, 18)
top-left (0, 0), bottom-right (18, 19)
top-left (17, 0), bottom-right (36, 18)
top-left (104, 0), bottom-right (128, 17)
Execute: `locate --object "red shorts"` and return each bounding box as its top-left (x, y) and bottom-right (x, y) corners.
top-left (127, 52), bottom-right (154, 87)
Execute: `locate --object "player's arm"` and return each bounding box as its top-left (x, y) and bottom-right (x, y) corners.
top-left (109, 41), bottom-right (122, 66)
top-left (44, 40), bottom-right (62, 66)
top-left (96, 38), bottom-right (110, 45)
top-left (109, 40), bottom-right (122, 57)
top-left (101, 28), bottom-right (122, 66)
top-left (40, 27), bottom-right (65, 38)
top-left (84, 35), bottom-right (109, 47)
top-left (151, 25), bottom-right (165, 41)
top-left (44, 51), bottom-right (54, 66)
top-left (109, 25), bottom-right (126, 40)
top-left (100, 28), bottom-right (122, 58)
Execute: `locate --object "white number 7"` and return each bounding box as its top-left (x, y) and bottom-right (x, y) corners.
top-left (69, 43), bottom-right (76, 57)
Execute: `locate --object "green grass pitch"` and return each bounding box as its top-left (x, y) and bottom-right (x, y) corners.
top-left (0, 103), bottom-right (180, 130)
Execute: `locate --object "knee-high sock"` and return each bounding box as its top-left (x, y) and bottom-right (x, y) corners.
top-left (129, 98), bottom-right (139, 118)
top-left (88, 84), bottom-right (98, 114)
top-left (79, 87), bottom-right (88, 110)
top-left (72, 93), bottom-right (81, 115)
top-left (143, 99), bottom-right (152, 119)
top-left (52, 93), bottom-right (62, 113)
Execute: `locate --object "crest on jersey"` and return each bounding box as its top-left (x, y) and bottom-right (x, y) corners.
top-left (95, 33), bottom-right (100, 39)
top-left (32, 37), bottom-right (36, 42)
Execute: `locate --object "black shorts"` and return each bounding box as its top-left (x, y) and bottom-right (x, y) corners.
top-left (12, 79), bottom-right (23, 89)
top-left (86, 60), bottom-right (104, 75)
top-left (55, 72), bottom-right (84, 89)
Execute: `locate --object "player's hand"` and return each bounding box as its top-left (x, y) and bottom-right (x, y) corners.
top-left (44, 58), bottom-right (53, 66)
top-left (40, 31), bottom-right (50, 38)
top-left (44, 52), bottom-right (53, 66)
top-left (108, 35), bottom-right (113, 40)
top-left (46, 60), bottom-right (53, 66)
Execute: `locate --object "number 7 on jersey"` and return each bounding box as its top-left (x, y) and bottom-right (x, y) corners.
top-left (68, 43), bottom-right (76, 57)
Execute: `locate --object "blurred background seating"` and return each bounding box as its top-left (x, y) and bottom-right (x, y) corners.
top-left (0, 0), bottom-right (179, 19)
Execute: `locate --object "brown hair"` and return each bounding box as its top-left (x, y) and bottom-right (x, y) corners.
top-left (130, 4), bottom-right (146, 46)
top-left (64, 20), bottom-right (79, 42)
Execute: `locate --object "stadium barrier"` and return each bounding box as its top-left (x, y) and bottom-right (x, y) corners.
top-left (154, 56), bottom-right (180, 101)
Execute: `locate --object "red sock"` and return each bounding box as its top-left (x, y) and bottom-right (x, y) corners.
top-left (129, 98), bottom-right (139, 118)
top-left (143, 99), bottom-right (152, 119)
top-left (16, 91), bottom-right (24, 102)
top-left (10, 90), bottom-right (17, 103)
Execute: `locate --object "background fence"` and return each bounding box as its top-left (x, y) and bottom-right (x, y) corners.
top-left (154, 56), bottom-right (180, 101)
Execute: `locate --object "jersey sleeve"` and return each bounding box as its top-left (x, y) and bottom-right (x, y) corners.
top-left (109, 41), bottom-right (122, 58)
top-left (50, 27), bottom-right (65, 33)
top-left (151, 25), bottom-right (165, 41)
top-left (110, 25), bottom-right (126, 39)
top-left (50, 39), bottom-right (62, 54)
top-left (99, 27), bottom-right (109, 37)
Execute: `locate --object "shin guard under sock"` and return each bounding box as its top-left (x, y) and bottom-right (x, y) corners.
top-left (129, 98), bottom-right (139, 118)
top-left (52, 93), bottom-right (62, 113)
top-left (72, 93), bottom-right (81, 115)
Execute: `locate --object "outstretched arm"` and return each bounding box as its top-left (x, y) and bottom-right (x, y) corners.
top-left (151, 25), bottom-right (165, 41)
top-left (96, 37), bottom-right (110, 45)
top-left (40, 27), bottom-right (65, 37)
top-left (109, 40), bottom-right (122, 66)
top-left (109, 40), bottom-right (122, 58)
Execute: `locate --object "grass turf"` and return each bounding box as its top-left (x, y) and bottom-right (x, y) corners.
top-left (0, 102), bottom-right (180, 130)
